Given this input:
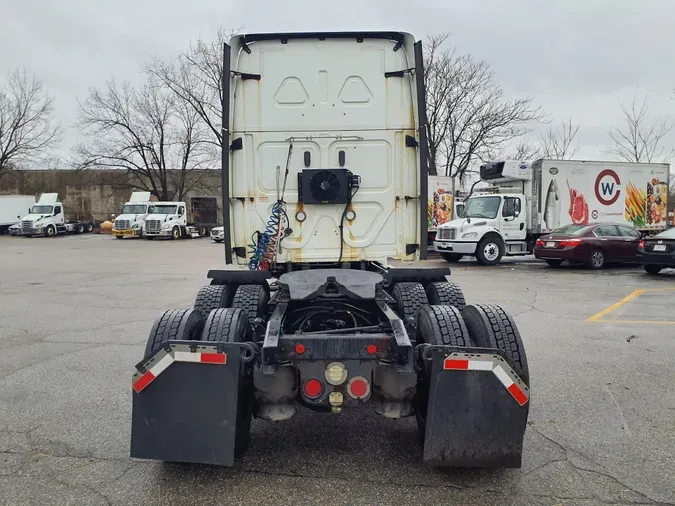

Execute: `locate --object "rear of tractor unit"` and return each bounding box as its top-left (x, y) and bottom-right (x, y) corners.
top-left (130, 31), bottom-right (530, 469)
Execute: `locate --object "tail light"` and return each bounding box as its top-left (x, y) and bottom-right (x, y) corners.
top-left (303, 378), bottom-right (323, 398)
top-left (638, 240), bottom-right (645, 250)
top-left (559, 238), bottom-right (582, 248)
top-left (535, 239), bottom-right (544, 247)
top-left (347, 376), bottom-right (371, 399)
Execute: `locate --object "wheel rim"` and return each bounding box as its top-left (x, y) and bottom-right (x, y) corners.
top-left (592, 251), bottom-right (604, 267)
top-left (47, 227), bottom-right (54, 236)
top-left (173, 228), bottom-right (179, 239)
top-left (483, 242), bottom-right (500, 261)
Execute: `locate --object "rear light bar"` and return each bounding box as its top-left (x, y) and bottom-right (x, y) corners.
top-left (559, 238), bottom-right (581, 248)
top-left (535, 239), bottom-right (544, 247)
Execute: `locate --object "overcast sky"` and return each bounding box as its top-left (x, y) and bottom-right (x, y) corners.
top-left (3, 0), bottom-right (675, 163)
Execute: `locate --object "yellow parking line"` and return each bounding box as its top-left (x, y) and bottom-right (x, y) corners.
top-left (593, 319), bottom-right (675, 325)
top-left (587, 289), bottom-right (645, 322)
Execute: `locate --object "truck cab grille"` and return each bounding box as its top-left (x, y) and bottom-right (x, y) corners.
top-left (114, 219), bottom-right (130, 230)
top-left (437, 228), bottom-right (456, 240)
top-left (145, 219), bottom-right (161, 232)
top-left (21, 220), bottom-right (33, 232)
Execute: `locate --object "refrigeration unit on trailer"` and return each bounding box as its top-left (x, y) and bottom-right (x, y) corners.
top-left (112, 191), bottom-right (154, 238)
top-left (434, 159), bottom-right (670, 265)
top-left (19, 193), bottom-right (96, 237)
top-left (0, 195), bottom-right (36, 234)
top-left (129, 31), bottom-right (530, 469)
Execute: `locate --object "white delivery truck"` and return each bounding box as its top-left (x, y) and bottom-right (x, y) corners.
top-left (19, 193), bottom-right (96, 237)
top-left (112, 191), bottom-right (154, 238)
top-left (434, 159), bottom-right (670, 265)
top-left (0, 195), bottom-right (36, 234)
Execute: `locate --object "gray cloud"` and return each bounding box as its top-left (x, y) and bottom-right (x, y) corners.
top-left (3, 0), bottom-right (675, 162)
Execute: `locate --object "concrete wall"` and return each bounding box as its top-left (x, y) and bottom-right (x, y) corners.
top-left (0, 170), bottom-right (222, 222)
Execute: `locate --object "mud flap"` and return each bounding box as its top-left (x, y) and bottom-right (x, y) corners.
top-left (130, 341), bottom-right (250, 466)
top-left (422, 349), bottom-right (529, 468)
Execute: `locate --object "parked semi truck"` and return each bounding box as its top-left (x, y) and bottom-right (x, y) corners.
top-left (112, 191), bottom-right (155, 238)
top-left (434, 159), bottom-right (670, 265)
top-left (143, 197), bottom-right (217, 239)
top-left (0, 195), bottom-right (36, 234)
top-left (19, 193), bottom-right (95, 237)
top-left (130, 31), bottom-right (530, 470)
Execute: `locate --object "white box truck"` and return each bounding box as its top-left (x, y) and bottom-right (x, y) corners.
top-left (434, 159), bottom-right (670, 265)
top-left (0, 195), bottom-right (36, 234)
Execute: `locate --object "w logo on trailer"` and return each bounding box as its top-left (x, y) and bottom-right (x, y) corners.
top-left (595, 169), bottom-right (621, 206)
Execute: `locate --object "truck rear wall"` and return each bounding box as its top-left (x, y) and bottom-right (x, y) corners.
top-left (535, 159), bottom-right (669, 233)
top-left (0, 196), bottom-right (36, 226)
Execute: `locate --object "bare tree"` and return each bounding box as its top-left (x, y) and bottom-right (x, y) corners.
top-left (608, 94), bottom-right (675, 163)
top-left (148, 28), bottom-right (239, 148)
top-left (423, 33), bottom-right (545, 183)
top-left (539, 118), bottom-right (580, 159)
top-left (0, 69), bottom-right (62, 178)
top-left (506, 140), bottom-right (541, 161)
top-left (74, 74), bottom-right (216, 201)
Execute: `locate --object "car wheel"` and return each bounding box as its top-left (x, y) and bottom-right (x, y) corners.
top-left (476, 237), bottom-right (504, 266)
top-left (644, 264), bottom-right (662, 275)
top-left (588, 249), bottom-right (605, 270)
top-left (440, 253), bottom-right (463, 263)
top-left (546, 259), bottom-right (563, 268)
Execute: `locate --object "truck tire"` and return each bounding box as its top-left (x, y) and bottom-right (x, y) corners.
top-left (115, 236), bottom-right (123, 240)
top-left (440, 253), bottom-right (463, 263)
top-left (475, 236), bottom-right (504, 266)
top-left (231, 285), bottom-right (270, 327)
top-left (76, 223), bottom-right (84, 234)
top-left (144, 308), bottom-right (205, 358)
top-left (86, 223), bottom-right (94, 233)
top-left (193, 285), bottom-right (234, 318)
top-left (461, 304), bottom-right (529, 386)
top-left (45, 225), bottom-right (56, 237)
top-left (425, 282), bottom-right (466, 310)
top-left (201, 308), bottom-right (253, 457)
top-left (415, 305), bottom-right (472, 439)
top-left (392, 282), bottom-right (428, 324)
top-left (171, 226), bottom-right (180, 240)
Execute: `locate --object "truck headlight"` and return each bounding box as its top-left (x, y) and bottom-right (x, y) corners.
top-left (462, 232), bottom-right (478, 238)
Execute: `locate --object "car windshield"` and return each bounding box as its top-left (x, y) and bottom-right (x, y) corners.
top-left (464, 196), bottom-right (501, 219)
top-left (551, 224), bottom-right (592, 235)
top-left (150, 205), bottom-right (177, 214)
top-left (30, 205), bottom-right (53, 214)
top-left (122, 204), bottom-right (148, 214)
top-left (654, 228), bottom-right (675, 239)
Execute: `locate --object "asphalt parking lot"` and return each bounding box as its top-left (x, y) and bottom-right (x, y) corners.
top-left (1, 234), bottom-right (674, 506)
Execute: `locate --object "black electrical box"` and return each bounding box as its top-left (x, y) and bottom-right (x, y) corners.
top-left (298, 168), bottom-right (354, 204)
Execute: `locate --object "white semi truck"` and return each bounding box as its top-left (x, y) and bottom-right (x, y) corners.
top-left (112, 191), bottom-right (154, 238)
top-left (0, 195), bottom-right (36, 234)
top-left (434, 159), bottom-right (670, 265)
top-left (19, 193), bottom-right (96, 237)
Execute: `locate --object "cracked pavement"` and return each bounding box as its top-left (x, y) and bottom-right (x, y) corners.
top-left (0, 234), bottom-right (674, 505)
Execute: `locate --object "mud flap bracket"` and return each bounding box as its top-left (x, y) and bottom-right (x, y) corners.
top-left (421, 347), bottom-right (529, 468)
top-left (130, 341), bottom-right (256, 466)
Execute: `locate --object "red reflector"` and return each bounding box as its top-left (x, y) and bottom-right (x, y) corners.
top-left (349, 378), bottom-right (368, 398)
top-left (507, 383), bottom-right (528, 406)
top-left (132, 371), bottom-right (155, 393)
top-left (295, 344), bottom-right (305, 355)
top-left (303, 378), bottom-right (323, 398)
top-left (201, 353), bottom-right (226, 364)
top-left (443, 358), bottom-right (469, 370)
top-left (366, 344), bottom-right (377, 354)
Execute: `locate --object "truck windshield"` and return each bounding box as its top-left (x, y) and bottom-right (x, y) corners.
top-left (151, 205), bottom-right (177, 214)
top-left (31, 205), bottom-right (53, 214)
top-left (122, 204), bottom-right (148, 214)
top-left (464, 196), bottom-right (501, 219)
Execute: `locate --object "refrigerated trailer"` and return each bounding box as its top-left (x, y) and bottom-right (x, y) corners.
top-left (129, 31), bottom-right (530, 469)
top-left (434, 159), bottom-right (670, 265)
